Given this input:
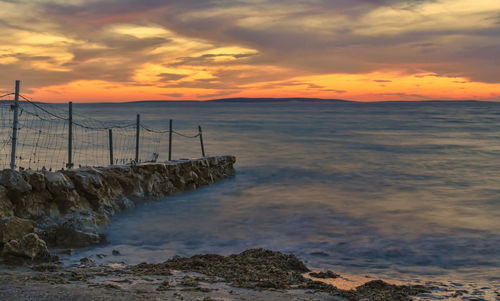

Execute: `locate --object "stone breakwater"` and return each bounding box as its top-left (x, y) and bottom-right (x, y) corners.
top-left (0, 155), bottom-right (236, 262)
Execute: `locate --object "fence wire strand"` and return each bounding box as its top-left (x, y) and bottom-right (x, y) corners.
top-left (0, 96), bottom-right (206, 171)
top-left (173, 130), bottom-right (200, 138)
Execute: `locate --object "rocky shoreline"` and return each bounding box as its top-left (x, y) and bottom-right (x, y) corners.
top-left (0, 248), bottom-right (430, 301)
top-left (0, 248), bottom-right (497, 300)
top-left (0, 156), bottom-right (235, 261)
top-left (0, 155), bottom-right (495, 300)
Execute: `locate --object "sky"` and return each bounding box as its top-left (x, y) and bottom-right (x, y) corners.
top-left (0, 0), bottom-right (499, 102)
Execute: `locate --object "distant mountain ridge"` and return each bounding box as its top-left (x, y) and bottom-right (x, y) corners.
top-left (22, 98), bottom-right (486, 104)
top-left (209, 97), bottom-right (350, 103)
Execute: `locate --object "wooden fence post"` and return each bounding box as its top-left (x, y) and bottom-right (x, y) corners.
top-left (135, 114), bottom-right (140, 163)
top-left (66, 101), bottom-right (73, 169)
top-left (168, 119), bottom-right (172, 161)
top-left (10, 80), bottom-right (20, 170)
top-left (198, 125), bottom-right (205, 157)
top-left (108, 129), bottom-right (113, 165)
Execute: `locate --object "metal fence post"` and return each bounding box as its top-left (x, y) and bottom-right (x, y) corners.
top-left (198, 125), bottom-right (205, 157)
top-left (66, 101), bottom-right (73, 169)
top-left (10, 80), bottom-right (20, 170)
top-left (108, 129), bottom-right (113, 165)
top-left (168, 119), bottom-right (172, 161)
top-left (135, 114), bottom-right (140, 163)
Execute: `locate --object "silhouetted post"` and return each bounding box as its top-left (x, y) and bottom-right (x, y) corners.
top-left (66, 101), bottom-right (73, 169)
top-left (198, 125), bottom-right (205, 157)
top-left (168, 119), bottom-right (172, 161)
top-left (108, 129), bottom-right (113, 165)
top-left (135, 114), bottom-right (140, 163)
top-left (10, 80), bottom-right (20, 170)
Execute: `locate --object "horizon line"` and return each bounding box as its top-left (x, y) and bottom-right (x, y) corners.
top-left (0, 97), bottom-right (491, 105)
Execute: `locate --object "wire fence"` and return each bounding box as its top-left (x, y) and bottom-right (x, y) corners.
top-left (0, 83), bottom-right (205, 171)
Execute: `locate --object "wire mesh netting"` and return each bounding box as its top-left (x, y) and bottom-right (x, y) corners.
top-left (0, 93), bottom-right (203, 171)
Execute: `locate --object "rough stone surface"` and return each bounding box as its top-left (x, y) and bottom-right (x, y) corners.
top-left (13, 192), bottom-right (52, 220)
top-left (53, 211), bottom-right (107, 248)
top-left (2, 233), bottom-right (50, 260)
top-left (0, 169), bottom-right (32, 197)
top-left (0, 216), bottom-right (35, 244)
top-left (133, 248), bottom-right (310, 289)
top-left (44, 171), bottom-right (82, 213)
top-left (0, 186), bottom-right (14, 218)
top-left (127, 248), bottom-right (428, 300)
top-left (25, 171), bottom-right (46, 192)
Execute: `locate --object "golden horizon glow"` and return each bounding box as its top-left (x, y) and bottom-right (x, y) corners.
top-left (26, 72), bottom-right (500, 103)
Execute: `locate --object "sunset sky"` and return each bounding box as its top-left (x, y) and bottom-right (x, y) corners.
top-left (1, 0), bottom-right (500, 102)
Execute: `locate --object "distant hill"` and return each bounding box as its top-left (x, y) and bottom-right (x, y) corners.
top-left (209, 97), bottom-right (351, 103)
top-left (27, 98), bottom-right (488, 104)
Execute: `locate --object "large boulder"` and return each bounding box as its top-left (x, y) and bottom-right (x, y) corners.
top-left (24, 171), bottom-right (46, 192)
top-left (54, 211), bottom-right (106, 248)
top-left (65, 169), bottom-right (110, 205)
top-left (44, 171), bottom-right (81, 212)
top-left (99, 166), bottom-right (145, 204)
top-left (2, 233), bottom-right (50, 260)
top-left (0, 216), bottom-right (35, 244)
top-left (0, 186), bottom-right (14, 217)
top-left (13, 192), bottom-right (52, 220)
top-left (97, 167), bottom-right (127, 197)
top-left (44, 171), bottom-right (74, 192)
top-left (0, 169), bottom-right (32, 197)
top-left (143, 171), bottom-right (168, 198)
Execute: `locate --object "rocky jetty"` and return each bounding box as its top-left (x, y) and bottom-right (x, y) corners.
top-left (0, 156), bottom-right (235, 262)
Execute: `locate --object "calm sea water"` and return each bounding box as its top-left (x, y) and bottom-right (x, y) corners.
top-left (66, 101), bottom-right (499, 288)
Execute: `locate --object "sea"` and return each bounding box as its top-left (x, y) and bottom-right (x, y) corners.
top-left (57, 100), bottom-right (499, 295)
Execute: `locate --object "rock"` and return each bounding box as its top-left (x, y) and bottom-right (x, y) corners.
top-left (0, 186), bottom-right (14, 218)
top-left (44, 172), bottom-right (81, 212)
top-left (65, 169), bottom-right (110, 207)
top-left (32, 263), bottom-right (59, 272)
top-left (0, 216), bottom-right (35, 244)
top-left (309, 271), bottom-right (339, 279)
top-left (44, 171), bottom-right (74, 192)
top-left (112, 249), bottom-right (120, 256)
top-left (13, 192), bottom-right (52, 220)
top-left (53, 211), bottom-right (106, 248)
top-left (102, 166), bottom-right (144, 199)
top-left (114, 197), bottom-right (135, 211)
top-left (139, 248), bottom-right (309, 289)
top-left (143, 172), bottom-right (168, 198)
top-left (2, 233), bottom-right (50, 260)
top-left (185, 171), bottom-right (199, 184)
top-left (25, 171), bottom-right (46, 192)
top-left (0, 169), bottom-right (32, 197)
top-left (80, 257), bottom-right (94, 264)
top-left (354, 280), bottom-right (429, 300)
top-left (172, 175), bottom-right (186, 190)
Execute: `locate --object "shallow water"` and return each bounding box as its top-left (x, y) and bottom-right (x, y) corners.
top-left (62, 101), bottom-right (498, 290)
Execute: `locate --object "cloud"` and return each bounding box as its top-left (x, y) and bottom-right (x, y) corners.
top-left (158, 73), bottom-right (188, 82)
top-left (161, 93), bottom-right (183, 98)
top-left (0, 0), bottom-right (499, 100)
